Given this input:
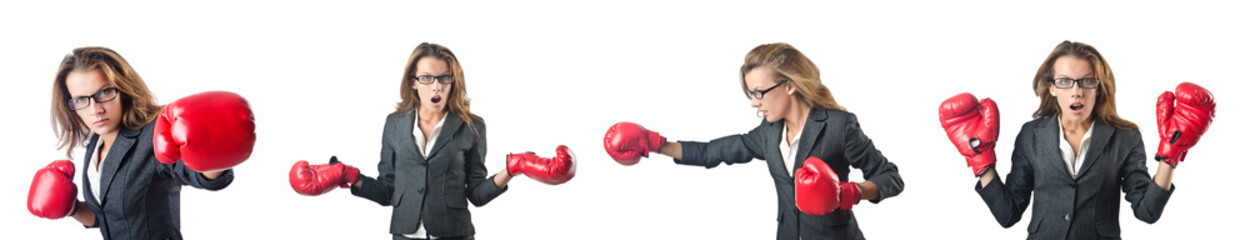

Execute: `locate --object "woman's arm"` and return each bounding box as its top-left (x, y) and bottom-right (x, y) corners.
top-left (979, 168), bottom-right (997, 188)
top-left (975, 127), bottom-right (1036, 228)
top-left (657, 142), bottom-right (682, 159)
top-left (201, 170), bottom-right (225, 180)
top-left (350, 137), bottom-right (398, 206)
top-left (1122, 130), bottom-right (1173, 223)
top-left (669, 124), bottom-right (769, 168)
top-left (493, 169), bottom-right (513, 189)
top-left (1154, 162), bottom-right (1174, 191)
top-left (160, 159), bottom-right (233, 191)
top-left (71, 201), bottom-right (95, 227)
top-left (841, 114), bottom-right (903, 203)
top-left (465, 125), bottom-right (507, 206)
top-left (857, 180), bottom-right (880, 201)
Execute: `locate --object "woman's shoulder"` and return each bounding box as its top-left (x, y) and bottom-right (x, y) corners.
top-left (1103, 120), bottom-right (1143, 139)
top-left (1020, 115), bottom-right (1055, 130)
top-left (813, 107), bottom-right (855, 122)
top-left (385, 111), bottom-right (409, 120)
top-left (384, 111), bottom-right (417, 125)
top-left (135, 120), bottom-right (157, 138)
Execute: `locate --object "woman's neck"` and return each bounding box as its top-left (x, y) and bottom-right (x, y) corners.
top-left (1059, 114), bottom-right (1093, 134)
top-left (99, 130), bottom-right (119, 148)
top-left (784, 100), bottom-right (811, 132)
top-left (418, 107), bottom-right (447, 123)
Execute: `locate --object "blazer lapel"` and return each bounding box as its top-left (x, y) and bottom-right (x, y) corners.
top-left (792, 108), bottom-right (828, 175)
top-left (761, 121), bottom-right (788, 179)
top-left (426, 113), bottom-right (464, 160)
top-left (391, 112), bottom-right (422, 161)
top-left (1076, 119), bottom-right (1113, 179)
top-left (82, 135), bottom-right (101, 207)
top-left (1034, 115), bottom-right (1070, 179)
top-left (98, 127), bottom-right (140, 204)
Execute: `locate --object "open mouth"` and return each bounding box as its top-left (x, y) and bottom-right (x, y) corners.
top-left (431, 95), bottom-right (443, 104)
top-left (1069, 103), bottom-right (1085, 114)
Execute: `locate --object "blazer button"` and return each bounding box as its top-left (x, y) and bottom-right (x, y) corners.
top-left (418, 187), bottom-right (426, 194)
top-left (1064, 213), bottom-right (1071, 221)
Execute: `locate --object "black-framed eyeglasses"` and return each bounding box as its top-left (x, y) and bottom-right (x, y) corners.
top-left (412, 75), bottom-right (455, 85)
top-left (747, 80), bottom-right (788, 100)
top-left (67, 87), bottom-right (119, 110)
top-left (1052, 78), bottom-right (1100, 89)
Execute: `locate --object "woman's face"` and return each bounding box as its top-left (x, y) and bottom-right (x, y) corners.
top-left (411, 56), bottom-right (451, 113)
top-left (65, 69), bottom-right (123, 136)
top-left (745, 66), bottom-right (794, 123)
top-left (1048, 55), bottom-right (1098, 123)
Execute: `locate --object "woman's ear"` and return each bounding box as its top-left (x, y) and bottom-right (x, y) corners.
top-left (786, 83), bottom-right (797, 95)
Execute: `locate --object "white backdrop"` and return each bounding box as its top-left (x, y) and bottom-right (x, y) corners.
top-left (2, 1), bottom-right (1246, 239)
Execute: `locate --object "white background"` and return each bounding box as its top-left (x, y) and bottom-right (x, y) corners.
top-left (2, 1), bottom-right (1247, 239)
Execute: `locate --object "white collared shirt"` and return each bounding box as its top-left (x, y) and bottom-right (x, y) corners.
top-left (780, 124), bottom-right (803, 177)
top-left (1057, 117), bottom-right (1094, 178)
top-left (405, 113), bottom-right (447, 239)
top-left (88, 137), bottom-right (106, 203)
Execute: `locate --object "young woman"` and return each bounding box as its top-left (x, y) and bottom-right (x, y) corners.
top-left (40, 46), bottom-right (243, 239)
top-left (604, 43), bottom-right (905, 239)
top-left (941, 41), bottom-right (1203, 239)
top-left (284, 42), bottom-right (582, 240)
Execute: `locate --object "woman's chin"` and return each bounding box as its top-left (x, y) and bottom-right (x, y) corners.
top-left (764, 116), bottom-right (781, 123)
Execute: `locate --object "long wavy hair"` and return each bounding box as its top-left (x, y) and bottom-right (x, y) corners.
top-left (740, 43), bottom-right (846, 112)
top-left (1031, 40), bottom-right (1136, 129)
top-left (395, 42), bottom-right (483, 135)
top-left (51, 47), bottom-right (162, 157)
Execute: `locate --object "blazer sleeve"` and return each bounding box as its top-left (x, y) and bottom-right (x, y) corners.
top-left (842, 114), bottom-right (903, 203)
top-left (976, 125), bottom-right (1036, 228)
top-left (674, 123), bottom-right (768, 168)
top-left (1120, 129), bottom-right (1173, 223)
top-left (465, 124), bottom-right (506, 206)
top-left (157, 158), bottom-right (234, 191)
top-left (352, 120), bottom-right (398, 206)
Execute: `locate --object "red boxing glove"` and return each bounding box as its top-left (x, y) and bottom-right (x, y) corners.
top-left (28, 160), bottom-right (78, 219)
top-left (794, 157), bottom-right (860, 215)
top-left (154, 91), bottom-right (256, 172)
top-left (1156, 82), bottom-right (1216, 167)
top-left (939, 92), bottom-right (999, 176)
top-left (289, 157), bottom-right (360, 196)
top-left (506, 145), bottom-right (577, 185)
top-left (603, 122), bottom-right (666, 166)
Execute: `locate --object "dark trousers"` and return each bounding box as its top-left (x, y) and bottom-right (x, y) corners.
top-left (393, 234), bottom-right (473, 240)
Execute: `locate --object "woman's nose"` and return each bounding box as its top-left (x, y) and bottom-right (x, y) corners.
top-left (89, 101), bottom-right (106, 115)
top-left (750, 99), bottom-right (762, 108)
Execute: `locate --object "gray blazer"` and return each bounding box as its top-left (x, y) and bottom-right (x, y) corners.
top-left (81, 121), bottom-right (235, 240)
top-left (675, 108), bottom-right (904, 240)
top-left (351, 112), bottom-right (506, 238)
top-left (977, 115), bottom-right (1173, 240)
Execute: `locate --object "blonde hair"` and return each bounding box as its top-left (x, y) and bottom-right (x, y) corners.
top-left (740, 43), bottom-right (846, 111)
top-left (395, 43), bottom-right (483, 135)
top-left (1031, 41), bottom-right (1137, 129)
top-left (51, 47), bottom-right (162, 157)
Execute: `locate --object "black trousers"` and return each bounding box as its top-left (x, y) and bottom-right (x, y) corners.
top-left (393, 234), bottom-right (473, 240)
